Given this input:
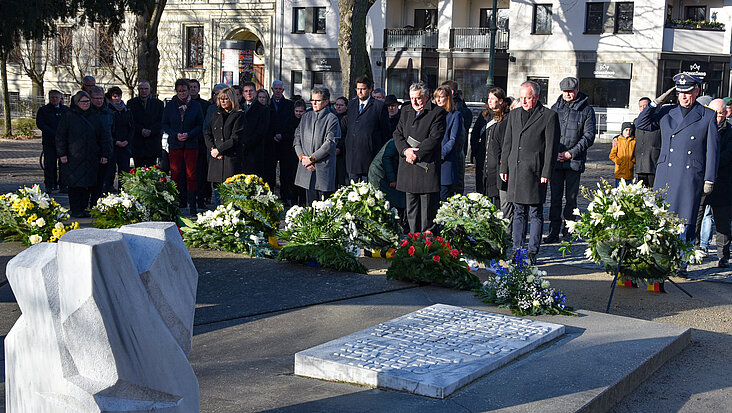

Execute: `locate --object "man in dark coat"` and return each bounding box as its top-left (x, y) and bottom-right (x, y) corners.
top-left (104, 86), bottom-right (134, 193)
top-left (36, 90), bottom-right (69, 191)
top-left (269, 80), bottom-right (297, 205)
top-left (546, 77), bottom-right (596, 243)
top-left (635, 73), bottom-right (719, 244)
top-left (394, 82), bottom-right (446, 234)
top-left (633, 97), bottom-right (662, 188)
top-left (385, 94), bottom-right (401, 135)
top-left (128, 80), bottom-right (164, 168)
top-left (500, 80), bottom-right (560, 264)
top-left (695, 99), bottom-right (731, 267)
top-left (190, 78), bottom-right (212, 208)
top-left (240, 81), bottom-right (271, 180)
top-left (344, 76), bottom-right (391, 182)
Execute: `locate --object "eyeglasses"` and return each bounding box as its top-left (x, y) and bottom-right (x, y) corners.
top-left (310, 99), bottom-right (324, 103)
top-left (78, 99), bottom-right (91, 104)
top-left (218, 96), bottom-right (230, 102)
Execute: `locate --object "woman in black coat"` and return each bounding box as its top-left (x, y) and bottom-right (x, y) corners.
top-left (334, 96), bottom-right (349, 187)
top-left (56, 91), bottom-right (111, 217)
top-left (481, 87), bottom-right (510, 204)
top-left (204, 87), bottom-right (246, 201)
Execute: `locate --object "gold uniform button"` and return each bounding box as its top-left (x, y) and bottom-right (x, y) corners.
top-left (686, 165), bottom-right (690, 169)
top-left (670, 148), bottom-right (674, 152)
top-left (668, 163), bottom-right (672, 167)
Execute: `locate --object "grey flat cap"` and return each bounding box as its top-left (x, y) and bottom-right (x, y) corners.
top-left (560, 77), bottom-right (579, 91)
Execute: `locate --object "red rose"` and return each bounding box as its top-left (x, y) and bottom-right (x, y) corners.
top-left (415, 232), bottom-right (421, 238)
top-left (408, 233), bottom-right (417, 240)
top-left (130, 168), bottom-right (136, 174)
top-left (424, 230), bottom-right (432, 236)
top-left (401, 239), bottom-right (409, 247)
top-left (450, 249), bottom-right (459, 259)
top-left (152, 164), bottom-right (159, 169)
top-left (408, 246), bottom-right (415, 256)
top-left (436, 236), bottom-right (444, 243)
top-left (160, 177), bottom-right (166, 183)
top-left (433, 255), bottom-right (441, 263)
top-left (425, 240), bottom-right (432, 247)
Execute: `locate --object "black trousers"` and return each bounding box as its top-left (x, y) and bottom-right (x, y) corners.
top-left (636, 173), bottom-right (655, 188)
top-left (405, 192), bottom-right (439, 234)
top-left (305, 189), bottom-right (332, 205)
top-left (276, 147), bottom-right (299, 206)
top-left (696, 198), bottom-right (732, 262)
top-left (133, 156), bottom-right (158, 168)
top-left (513, 203), bottom-right (543, 255)
top-left (42, 143), bottom-right (58, 189)
top-left (548, 169), bottom-right (581, 236)
top-left (68, 187), bottom-right (92, 214)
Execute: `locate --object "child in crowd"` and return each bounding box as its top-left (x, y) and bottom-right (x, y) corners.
top-left (609, 122), bottom-right (636, 186)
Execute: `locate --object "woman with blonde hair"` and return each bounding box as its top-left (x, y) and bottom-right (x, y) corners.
top-left (433, 85), bottom-right (464, 201)
top-left (204, 87), bottom-right (245, 202)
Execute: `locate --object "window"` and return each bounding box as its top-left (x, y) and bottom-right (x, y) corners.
top-left (186, 26), bottom-right (204, 68)
top-left (615, 2), bottom-right (634, 33)
top-left (292, 70), bottom-right (303, 97)
top-left (526, 76), bottom-right (549, 105)
top-left (57, 27), bottom-right (72, 65)
top-left (293, 8), bottom-right (306, 33)
top-left (532, 4), bottom-right (552, 34)
top-left (98, 27), bottom-right (114, 66)
top-left (585, 3), bottom-right (605, 34)
top-left (479, 8), bottom-right (510, 30)
top-left (414, 9), bottom-right (438, 30)
top-left (311, 71), bottom-right (324, 88)
top-left (686, 6), bottom-right (706, 21)
top-left (314, 7), bottom-right (326, 33)
top-left (580, 77), bottom-right (630, 108)
top-left (387, 68), bottom-right (419, 100)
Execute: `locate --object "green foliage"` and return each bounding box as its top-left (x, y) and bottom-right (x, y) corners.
top-left (12, 118), bottom-right (36, 137)
top-left (217, 174), bottom-right (283, 236)
top-left (90, 191), bottom-right (149, 229)
top-left (434, 193), bottom-right (511, 262)
top-left (330, 181), bottom-right (402, 250)
top-left (277, 243), bottom-right (367, 273)
top-left (120, 165), bottom-right (179, 222)
top-left (387, 232), bottom-right (480, 290)
top-left (0, 185), bottom-right (78, 245)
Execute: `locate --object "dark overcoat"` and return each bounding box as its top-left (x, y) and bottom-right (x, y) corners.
top-left (36, 103), bottom-right (69, 145)
top-left (241, 101), bottom-right (270, 176)
top-left (269, 97), bottom-right (295, 154)
top-left (204, 109), bottom-right (245, 183)
top-left (393, 101), bottom-right (447, 194)
top-left (161, 98), bottom-right (203, 150)
top-left (110, 104), bottom-right (135, 156)
top-left (705, 120), bottom-right (732, 206)
top-left (633, 107), bottom-right (663, 175)
top-left (550, 92), bottom-right (596, 172)
top-left (482, 112), bottom-right (509, 198)
top-left (55, 104), bottom-right (112, 188)
top-left (500, 103), bottom-right (560, 205)
top-left (127, 96), bottom-right (164, 159)
top-left (440, 110), bottom-right (464, 186)
top-left (636, 102), bottom-right (719, 241)
top-left (345, 97), bottom-right (392, 175)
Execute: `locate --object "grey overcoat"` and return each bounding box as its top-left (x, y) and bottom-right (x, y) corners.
top-left (293, 108), bottom-right (340, 192)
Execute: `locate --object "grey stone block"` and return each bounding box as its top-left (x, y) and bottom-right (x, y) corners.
top-left (4, 223), bottom-right (199, 412)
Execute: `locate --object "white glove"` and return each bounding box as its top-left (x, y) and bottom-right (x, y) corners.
top-left (704, 181), bottom-right (714, 195)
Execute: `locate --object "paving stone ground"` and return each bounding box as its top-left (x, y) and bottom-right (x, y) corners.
top-left (0, 137), bottom-right (730, 412)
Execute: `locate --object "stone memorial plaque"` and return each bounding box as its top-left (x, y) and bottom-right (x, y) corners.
top-left (295, 304), bottom-right (564, 398)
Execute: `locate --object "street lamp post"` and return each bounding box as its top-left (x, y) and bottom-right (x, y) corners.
top-left (486, 0), bottom-right (498, 90)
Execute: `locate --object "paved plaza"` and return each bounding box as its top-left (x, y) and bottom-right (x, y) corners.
top-left (0, 137), bottom-right (730, 412)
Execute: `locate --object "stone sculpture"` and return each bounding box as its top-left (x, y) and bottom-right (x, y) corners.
top-left (4, 222), bottom-right (199, 412)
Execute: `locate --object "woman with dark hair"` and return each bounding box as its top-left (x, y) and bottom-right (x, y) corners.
top-left (433, 85), bottom-right (464, 202)
top-left (205, 87), bottom-right (245, 203)
top-left (289, 100), bottom-right (307, 205)
top-left (481, 87), bottom-right (512, 218)
top-left (333, 96), bottom-right (349, 187)
top-left (104, 86), bottom-right (134, 193)
top-left (162, 78), bottom-right (204, 215)
top-left (56, 91), bottom-right (111, 217)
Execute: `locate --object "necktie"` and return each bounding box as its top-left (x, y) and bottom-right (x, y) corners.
top-left (359, 103), bottom-right (365, 114)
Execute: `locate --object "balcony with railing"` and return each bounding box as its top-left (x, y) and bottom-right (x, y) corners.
top-left (662, 23), bottom-right (728, 55)
top-left (384, 28), bottom-right (439, 49)
top-left (450, 28), bottom-right (509, 50)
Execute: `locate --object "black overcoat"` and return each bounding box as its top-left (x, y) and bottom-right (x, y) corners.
top-left (204, 109), bottom-right (245, 184)
top-left (500, 103), bottom-right (560, 204)
top-left (393, 101), bottom-right (446, 194)
top-left (702, 120), bottom-right (732, 206)
top-left (55, 105), bottom-right (112, 188)
top-left (241, 101), bottom-right (270, 176)
top-left (345, 97), bottom-right (391, 175)
top-left (482, 112), bottom-right (509, 198)
top-left (36, 103), bottom-right (69, 145)
top-left (127, 96), bottom-right (164, 159)
top-left (633, 109), bottom-right (662, 175)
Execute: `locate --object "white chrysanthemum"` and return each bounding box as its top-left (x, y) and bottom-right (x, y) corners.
top-left (467, 192), bottom-right (481, 202)
top-left (29, 234), bottom-right (42, 245)
top-left (55, 222), bottom-right (64, 230)
top-left (541, 280), bottom-right (550, 289)
top-left (35, 217), bottom-right (46, 227)
top-left (366, 197), bottom-right (375, 207)
top-left (122, 199), bottom-right (132, 208)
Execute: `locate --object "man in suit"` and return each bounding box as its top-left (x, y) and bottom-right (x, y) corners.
top-left (270, 80), bottom-right (297, 205)
top-left (633, 96), bottom-right (663, 188)
top-left (344, 76), bottom-right (391, 183)
top-left (128, 80), bottom-right (164, 168)
top-left (240, 81), bottom-right (271, 179)
top-left (394, 82), bottom-right (446, 234)
top-left (36, 90), bottom-right (69, 191)
top-left (635, 73), bottom-right (719, 245)
top-left (500, 80), bottom-right (560, 264)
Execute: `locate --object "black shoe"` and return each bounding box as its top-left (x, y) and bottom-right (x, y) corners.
top-left (189, 205), bottom-right (197, 216)
top-left (197, 201), bottom-right (207, 210)
top-left (178, 200), bottom-right (187, 208)
top-left (718, 260), bottom-right (729, 268)
top-left (676, 269), bottom-right (689, 278)
top-left (528, 253), bottom-right (538, 265)
top-left (544, 234), bottom-right (560, 244)
top-left (71, 211), bottom-right (90, 218)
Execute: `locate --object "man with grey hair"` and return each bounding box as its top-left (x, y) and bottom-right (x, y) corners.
top-left (372, 88), bottom-right (386, 102)
top-left (294, 87), bottom-right (340, 204)
top-left (393, 82), bottom-right (446, 233)
top-left (82, 76), bottom-right (96, 93)
top-left (500, 80), bottom-right (560, 264)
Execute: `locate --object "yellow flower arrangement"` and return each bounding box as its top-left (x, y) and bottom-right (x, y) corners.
top-left (0, 185), bottom-right (78, 246)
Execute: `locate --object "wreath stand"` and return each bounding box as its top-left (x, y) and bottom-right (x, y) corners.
top-left (606, 245), bottom-right (693, 313)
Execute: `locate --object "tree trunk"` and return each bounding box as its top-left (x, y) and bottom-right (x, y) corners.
top-left (136, 0), bottom-right (166, 96)
top-left (0, 49), bottom-right (12, 137)
top-left (338, 0), bottom-right (376, 100)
